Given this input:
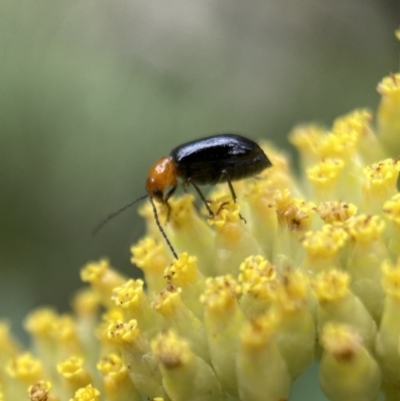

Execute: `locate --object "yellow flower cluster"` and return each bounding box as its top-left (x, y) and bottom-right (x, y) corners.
top-left (1, 73), bottom-right (400, 401)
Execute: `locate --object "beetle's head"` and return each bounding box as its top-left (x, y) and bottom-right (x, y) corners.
top-left (146, 156), bottom-right (178, 202)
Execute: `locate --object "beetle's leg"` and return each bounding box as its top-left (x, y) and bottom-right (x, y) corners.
top-left (182, 184), bottom-right (202, 213)
top-left (220, 170), bottom-right (238, 202)
top-left (216, 201), bottom-right (230, 216)
top-left (188, 179), bottom-right (214, 217)
top-left (221, 170), bottom-right (246, 224)
top-left (164, 185), bottom-right (177, 222)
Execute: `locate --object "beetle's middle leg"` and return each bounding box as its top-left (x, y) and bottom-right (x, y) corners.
top-left (221, 170), bottom-right (237, 203)
top-left (221, 170), bottom-right (246, 223)
top-left (187, 178), bottom-right (214, 217)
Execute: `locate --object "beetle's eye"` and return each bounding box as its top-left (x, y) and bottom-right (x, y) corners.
top-left (153, 189), bottom-right (163, 200)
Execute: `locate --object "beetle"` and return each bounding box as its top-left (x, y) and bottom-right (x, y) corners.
top-left (94, 133), bottom-right (272, 259)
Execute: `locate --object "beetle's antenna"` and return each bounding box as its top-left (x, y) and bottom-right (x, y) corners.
top-left (93, 194), bottom-right (148, 236)
top-left (149, 196), bottom-right (178, 260)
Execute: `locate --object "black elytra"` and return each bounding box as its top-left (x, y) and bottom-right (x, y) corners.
top-left (171, 133), bottom-right (271, 186)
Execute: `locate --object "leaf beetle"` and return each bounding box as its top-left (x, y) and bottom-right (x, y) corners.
top-left (94, 133), bottom-right (272, 259)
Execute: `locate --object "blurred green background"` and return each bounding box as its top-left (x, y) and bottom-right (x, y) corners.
top-left (1, 0), bottom-right (399, 347)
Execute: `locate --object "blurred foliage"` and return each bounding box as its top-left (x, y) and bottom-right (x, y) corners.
top-left (1, 0), bottom-right (399, 350)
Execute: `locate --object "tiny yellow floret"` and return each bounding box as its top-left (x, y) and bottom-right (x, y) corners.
top-left (80, 259), bottom-right (109, 283)
top-left (240, 312), bottom-right (278, 349)
top-left (53, 315), bottom-right (78, 344)
top-left (0, 321), bottom-right (19, 357)
top-left (167, 194), bottom-right (197, 227)
top-left (345, 214), bottom-right (385, 243)
top-left (57, 356), bottom-right (88, 381)
top-left (208, 198), bottom-right (242, 229)
top-left (275, 270), bottom-right (308, 313)
top-left (301, 225), bottom-right (348, 260)
top-left (28, 381), bottom-right (53, 401)
top-left (164, 253), bottom-right (199, 286)
top-left (111, 279), bottom-right (144, 309)
top-left (200, 275), bottom-right (241, 313)
top-left (106, 320), bottom-right (141, 344)
top-left (152, 285), bottom-right (182, 317)
top-left (307, 158), bottom-right (344, 188)
top-left (316, 201), bottom-right (357, 224)
top-left (318, 132), bottom-right (357, 160)
top-left (151, 331), bottom-right (191, 368)
top-left (131, 237), bottom-right (169, 276)
top-left (289, 124), bottom-right (326, 161)
top-left (96, 353), bottom-right (126, 378)
top-left (71, 288), bottom-right (99, 317)
top-left (381, 259), bottom-right (400, 301)
top-left (81, 259), bottom-right (126, 306)
top-left (363, 158), bottom-right (400, 197)
top-left (24, 308), bottom-right (58, 337)
top-left (332, 109), bottom-right (372, 141)
top-left (6, 352), bottom-right (44, 383)
top-left (274, 189), bottom-right (315, 232)
top-left (238, 255), bottom-right (277, 298)
top-left (312, 270), bottom-right (350, 303)
top-left (69, 384), bottom-right (100, 401)
top-left (320, 323), bottom-right (362, 360)
top-left (383, 193), bottom-right (400, 225)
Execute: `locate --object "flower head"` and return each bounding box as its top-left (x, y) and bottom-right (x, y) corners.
top-left (2, 70), bottom-right (400, 401)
